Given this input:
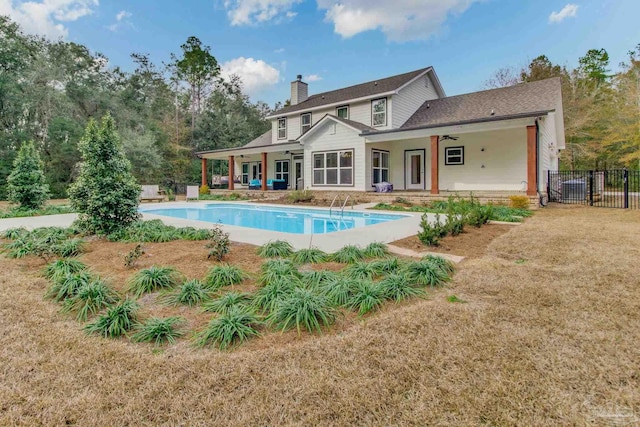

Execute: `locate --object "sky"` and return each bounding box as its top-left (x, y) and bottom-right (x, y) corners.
top-left (1, 0), bottom-right (638, 107)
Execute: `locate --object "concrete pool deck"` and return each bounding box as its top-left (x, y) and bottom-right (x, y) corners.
top-left (0, 201), bottom-right (433, 253)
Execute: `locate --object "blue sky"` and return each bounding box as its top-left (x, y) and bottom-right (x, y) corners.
top-left (1, 0), bottom-right (638, 107)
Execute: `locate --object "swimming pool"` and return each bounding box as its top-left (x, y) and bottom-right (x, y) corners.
top-left (141, 203), bottom-right (409, 234)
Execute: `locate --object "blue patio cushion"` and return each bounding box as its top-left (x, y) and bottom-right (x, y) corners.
top-left (249, 179), bottom-right (261, 186)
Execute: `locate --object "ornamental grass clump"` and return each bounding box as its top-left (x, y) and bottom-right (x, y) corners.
top-left (132, 317), bottom-right (184, 346)
top-left (331, 245), bottom-right (365, 264)
top-left (363, 242), bottom-right (389, 259)
top-left (163, 279), bottom-right (210, 307)
top-left (370, 257), bottom-right (402, 276)
top-left (1, 227), bottom-right (28, 240)
top-left (252, 277), bottom-right (297, 314)
top-left (195, 307), bottom-right (261, 350)
top-left (52, 238), bottom-right (85, 258)
top-left (127, 266), bottom-right (182, 297)
top-left (84, 298), bottom-right (139, 338)
top-left (175, 227), bottom-right (210, 241)
top-left (300, 270), bottom-right (340, 289)
top-left (343, 261), bottom-right (378, 280)
top-left (204, 264), bottom-right (246, 290)
top-left (347, 280), bottom-right (385, 315)
top-left (268, 287), bottom-right (336, 334)
top-left (61, 278), bottom-right (119, 321)
top-left (378, 273), bottom-right (425, 302)
top-left (46, 271), bottom-right (93, 302)
top-left (321, 276), bottom-right (358, 306)
top-left (259, 258), bottom-right (300, 286)
top-left (203, 292), bottom-right (252, 315)
top-left (42, 259), bottom-right (87, 283)
top-left (257, 240), bottom-right (294, 258)
top-left (290, 248), bottom-right (327, 264)
top-left (403, 260), bottom-right (450, 287)
top-left (422, 255), bottom-right (456, 275)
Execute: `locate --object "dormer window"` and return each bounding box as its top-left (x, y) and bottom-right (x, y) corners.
top-left (336, 105), bottom-right (349, 119)
top-left (372, 98), bottom-right (387, 127)
top-left (301, 113), bottom-right (312, 134)
top-left (277, 117), bottom-right (287, 140)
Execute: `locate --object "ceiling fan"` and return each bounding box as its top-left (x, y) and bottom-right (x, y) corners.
top-left (441, 135), bottom-right (459, 141)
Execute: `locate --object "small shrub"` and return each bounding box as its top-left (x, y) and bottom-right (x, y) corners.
top-left (417, 213), bottom-right (448, 246)
top-left (347, 281), bottom-right (385, 315)
top-left (363, 242), bottom-right (389, 259)
top-left (1, 227), bottom-right (28, 240)
top-left (370, 257), bottom-right (402, 276)
top-left (287, 189), bottom-right (314, 203)
top-left (123, 244), bottom-right (145, 268)
top-left (205, 224), bottom-right (230, 261)
top-left (445, 214), bottom-right (465, 237)
top-left (7, 141), bottom-right (50, 209)
top-left (203, 292), bottom-right (252, 315)
top-left (46, 271), bottom-right (93, 302)
top-left (331, 245), bottom-right (365, 264)
top-left (465, 204), bottom-right (494, 228)
top-left (199, 184), bottom-right (210, 195)
top-left (252, 277), bottom-right (296, 314)
top-left (268, 287), bottom-right (336, 334)
top-left (291, 248), bottom-right (327, 264)
top-left (127, 266), bottom-right (182, 297)
top-left (259, 258), bottom-right (300, 285)
top-left (85, 299), bottom-right (139, 338)
top-left (61, 278), bottom-right (119, 321)
top-left (509, 195), bottom-right (530, 210)
top-left (378, 273), bottom-right (425, 302)
top-left (393, 197), bottom-right (411, 206)
top-left (132, 317), bottom-right (184, 346)
top-left (204, 264), bottom-right (246, 290)
top-left (195, 307), bottom-right (261, 350)
top-left (343, 261), bottom-right (377, 280)
top-left (403, 260), bottom-right (450, 287)
top-left (43, 259), bottom-right (87, 282)
top-left (163, 279), bottom-right (210, 307)
top-left (257, 240), bottom-right (294, 258)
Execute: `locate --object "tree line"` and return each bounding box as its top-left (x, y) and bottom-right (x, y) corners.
top-left (0, 17), bottom-right (271, 200)
top-left (484, 45), bottom-right (639, 170)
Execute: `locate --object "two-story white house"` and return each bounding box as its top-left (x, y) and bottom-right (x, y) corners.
top-left (197, 67), bottom-right (565, 199)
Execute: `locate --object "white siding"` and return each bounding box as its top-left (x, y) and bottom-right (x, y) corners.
top-left (303, 122), bottom-right (366, 191)
top-left (366, 138), bottom-right (431, 190)
top-left (233, 152), bottom-right (296, 188)
top-left (438, 128), bottom-right (528, 191)
top-left (538, 113), bottom-right (559, 193)
top-left (392, 74), bottom-right (440, 128)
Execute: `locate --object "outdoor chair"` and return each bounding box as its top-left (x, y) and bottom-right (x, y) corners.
top-left (186, 186), bottom-right (199, 201)
top-left (140, 185), bottom-right (164, 202)
top-left (248, 179), bottom-right (261, 190)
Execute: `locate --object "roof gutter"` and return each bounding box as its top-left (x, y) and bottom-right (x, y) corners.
top-left (196, 141), bottom-right (302, 157)
top-left (359, 110), bottom-right (554, 137)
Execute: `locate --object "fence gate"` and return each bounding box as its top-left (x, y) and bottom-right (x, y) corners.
top-left (548, 170), bottom-right (640, 209)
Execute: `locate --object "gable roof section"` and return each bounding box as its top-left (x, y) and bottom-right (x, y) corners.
top-left (269, 67), bottom-right (434, 118)
top-left (396, 78), bottom-right (562, 131)
top-left (240, 129), bottom-right (272, 148)
top-left (297, 114), bottom-right (372, 142)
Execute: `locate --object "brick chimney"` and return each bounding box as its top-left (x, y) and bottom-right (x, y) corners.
top-left (290, 75), bottom-right (308, 106)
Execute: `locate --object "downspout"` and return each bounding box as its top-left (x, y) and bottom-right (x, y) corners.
top-left (535, 118), bottom-right (546, 206)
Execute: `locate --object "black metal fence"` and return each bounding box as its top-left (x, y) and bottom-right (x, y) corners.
top-left (548, 169), bottom-right (640, 209)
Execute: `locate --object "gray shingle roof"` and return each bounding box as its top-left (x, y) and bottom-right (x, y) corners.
top-left (242, 129), bottom-right (272, 148)
top-left (272, 67), bottom-right (431, 116)
top-left (399, 77), bottom-right (562, 130)
top-left (328, 115), bottom-right (376, 133)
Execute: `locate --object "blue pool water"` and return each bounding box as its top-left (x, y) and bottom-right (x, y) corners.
top-left (141, 203), bottom-right (408, 234)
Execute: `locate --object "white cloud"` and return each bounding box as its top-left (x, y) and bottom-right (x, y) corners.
top-left (304, 74), bottom-right (322, 82)
top-left (108, 9), bottom-right (133, 32)
top-left (316, 0), bottom-right (480, 42)
top-left (116, 10), bottom-right (131, 21)
top-left (223, 0), bottom-right (301, 26)
top-left (0, 0), bottom-right (98, 38)
top-left (274, 47), bottom-right (285, 53)
top-left (549, 4), bottom-right (578, 23)
top-left (221, 57), bottom-right (280, 97)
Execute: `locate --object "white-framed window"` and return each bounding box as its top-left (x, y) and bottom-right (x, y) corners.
top-left (277, 117), bottom-right (287, 140)
top-left (312, 150), bottom-right (353, 186)
top-left (241, 163), bottom-right (249, 185)
top-left (301, 113), bottom-right (312, 134)
top-left (445, 146), bottom-right (464, 165)
top-left (371, 98), bottom-right (387, 127)
top-left (336, 105), bottom-right (349, 119)
top-left (275, 160), bottom-right (290, 186)
top-left (372, 150), bottom-right (389, 185)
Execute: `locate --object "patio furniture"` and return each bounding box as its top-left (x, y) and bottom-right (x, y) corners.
top-left (186, 186), bottom-right (199, 201)
top-left (374, 182), bottom-right (394, 193)
top-left (140, 185), bottom-right (165, 202)
top-left (211, 175), bottom-right (222, 188)
top-left (248, 179), bottom-right (261, 190)
top-left (269, 179), bottom-right (287, 190)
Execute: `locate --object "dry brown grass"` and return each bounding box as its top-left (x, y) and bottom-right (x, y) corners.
top-left (1, 206), bottom-right (640, 425)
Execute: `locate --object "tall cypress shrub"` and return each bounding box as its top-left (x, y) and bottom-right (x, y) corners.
top-left (7, 141), bottom-right (50, 209)
top-left (69, 113), bottom-right (141, 234)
